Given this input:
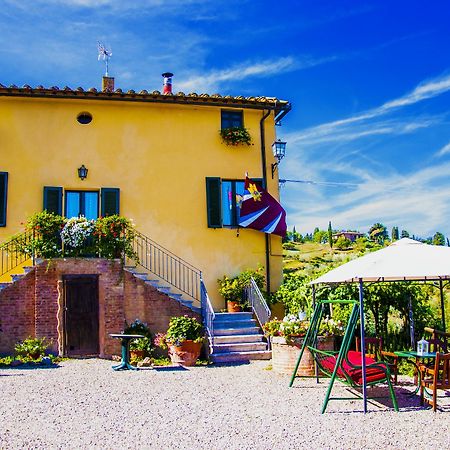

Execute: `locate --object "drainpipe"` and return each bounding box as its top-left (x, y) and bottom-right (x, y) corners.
top-left (260, 109), bottom-right (272, 294)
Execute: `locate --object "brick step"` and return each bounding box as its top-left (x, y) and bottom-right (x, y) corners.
top-left (212, 334), bottom-right (264, 344)
top-left (212, 326), bottom-right (261, 336)
top-left (124, 266), bottom-right (199, 314)
top-left (212, 342), bottom-right (268, 353)
top-left (210, 350), bottom-right (272, 363)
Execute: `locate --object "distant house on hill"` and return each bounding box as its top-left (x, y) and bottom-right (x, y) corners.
top-left (333, 231), bottom-right (364, 242)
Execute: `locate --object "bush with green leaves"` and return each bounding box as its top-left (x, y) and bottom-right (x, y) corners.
top-left (21, 211), bottom-right (66, 258)
top-left (14, 337), bottom-right (50, 360)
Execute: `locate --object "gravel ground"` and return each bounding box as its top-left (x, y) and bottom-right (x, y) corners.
top-left (0, 359), bottom-right (449, 450)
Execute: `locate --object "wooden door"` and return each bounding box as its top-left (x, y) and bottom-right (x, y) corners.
top-left (64, 275), bottom-right (99, 356)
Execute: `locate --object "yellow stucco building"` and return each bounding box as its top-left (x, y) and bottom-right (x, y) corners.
top-left (0, 77), bottom-right (291, 310)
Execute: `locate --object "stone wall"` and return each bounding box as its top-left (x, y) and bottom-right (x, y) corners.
top-left (0, 258), bottom-right (201, 357)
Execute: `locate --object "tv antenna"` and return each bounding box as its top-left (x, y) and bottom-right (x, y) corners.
top-left (97, 42), bottom-right (112, 76)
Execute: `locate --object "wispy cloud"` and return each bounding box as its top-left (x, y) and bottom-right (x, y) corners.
top-left (177, 55), bottom-right (337, 92)
top-left (435, 141), bottom-right (450, 157)
top-left (289, 73), bottom-right (450, 146)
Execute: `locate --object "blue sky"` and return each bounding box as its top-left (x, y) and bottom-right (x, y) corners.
top-left (1, 0), bottom-right (450, 239)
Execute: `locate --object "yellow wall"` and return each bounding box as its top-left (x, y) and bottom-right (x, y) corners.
top-left (0, 96), bottom-right (284, 308)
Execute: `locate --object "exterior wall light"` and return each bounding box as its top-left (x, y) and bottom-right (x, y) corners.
top-left (78, 165), bottom-right (88, 181)
top-left (271, 139), bottom-right (286, 178)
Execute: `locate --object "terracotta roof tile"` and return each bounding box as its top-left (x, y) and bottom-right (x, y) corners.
top-left (0, 83), bottom-right (291, 115)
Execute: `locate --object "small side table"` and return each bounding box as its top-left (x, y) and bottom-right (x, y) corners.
top-left (394, 350), bottom-right (436, 395)
top-left (110, 334), bottom-right (145, 371)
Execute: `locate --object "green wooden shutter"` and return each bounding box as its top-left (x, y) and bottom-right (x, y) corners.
top-left (0, 172), bottom-right (8, 226)
top-left (206, 177), bottom-right (222, 228)
top-left (101, 188), bottom-right (120, 216)
top-left (43, 186), bottom-right (63, 215)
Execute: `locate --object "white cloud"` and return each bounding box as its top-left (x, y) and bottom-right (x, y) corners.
top-left (177, 57), bottom-right (296, 92)
top-left (177, 55), bottom-right (337, 92)
top-left (435, 141), bottom-right (450, 157)
top-left (289, 73), bottom-right (450, 146)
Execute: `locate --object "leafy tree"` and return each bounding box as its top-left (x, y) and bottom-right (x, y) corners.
top-left (313, 229), bottom-right (328, 244)
top-left (334, 235), bottom-right (351, 250)
top-left (401, 229), bottom-right (410, 238)
top-left (432, 232), bottom-right (445, 246)
top-left (391, 226), bottom-right (399, 241)
top-left (369, 223), bottom-right (388, 244)
top-left (328, 221), bottom-right (333, 249)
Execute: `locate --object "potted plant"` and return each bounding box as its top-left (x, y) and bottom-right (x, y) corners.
top-left (263, 314), bottom-right (342, 376)
top-left (218, 267), bottom-right (266, 313)
top-left (124, 319), bottom-right (152, 361)
top-left (154, 315), bottom-right (204, 366)
top-left (217, 275), bottom-right (242, 312)
top-left (219, 126), bottom-right (252, 146)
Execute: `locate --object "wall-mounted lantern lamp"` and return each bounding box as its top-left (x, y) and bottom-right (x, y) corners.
top-left (271, 139), bottom-right (286, 178)
top-left (77, 165), bottom-right (88, 181)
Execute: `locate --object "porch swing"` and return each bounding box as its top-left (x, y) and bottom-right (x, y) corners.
top-left (288, 299), bottom-right (398, 413)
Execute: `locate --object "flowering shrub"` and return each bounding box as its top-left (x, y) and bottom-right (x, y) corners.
top-left (18, 213), bottom-right (137, 260)
top-left (219, 127), bottom-right (252, 146)
top-left (95, 215), bottom-right (137, 259)
top-left (61, 217), bottom-right (96, 256)
top-left (154, 315), bottom-right (204, 349)
top-left (263, 314), bottom-right (309, 338)
top-left (263, 314), bottom-right (345, 340)
top-left (319, 316), bottom-right (344, 337)
top-left (21, 211), bottom-right (66, 258)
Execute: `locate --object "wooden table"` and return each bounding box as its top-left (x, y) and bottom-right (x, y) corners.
top-left (394, 350), bottom-right (436, 395)
top-left (109, 334), bottom-right (145, 371)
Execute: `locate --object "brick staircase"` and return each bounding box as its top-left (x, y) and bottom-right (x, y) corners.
top-left (124, 266), bottom-right (201, 314)
top-left (209, 312), bottom-right (270, 363)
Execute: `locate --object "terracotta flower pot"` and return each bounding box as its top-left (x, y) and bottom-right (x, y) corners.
top-left (227, 301), bottom-right (241, 313)
top-left (271, 335), bottom-right (335, 376)
top-left (168, 340), bottom-right (202, 366)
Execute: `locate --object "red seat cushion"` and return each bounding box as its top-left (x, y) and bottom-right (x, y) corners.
top-left (319, 351), bottom-right (387, 385)
top-left (342, 351), bottom-right (388, 384)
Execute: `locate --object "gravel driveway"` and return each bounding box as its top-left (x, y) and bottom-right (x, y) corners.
top-left (0, 359), bottom-right (449, 449)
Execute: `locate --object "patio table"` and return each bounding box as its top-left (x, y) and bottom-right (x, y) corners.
top-left (394, 350), bottom-right (436, 395)
top-left (109, 334), bottom-right (145, 371)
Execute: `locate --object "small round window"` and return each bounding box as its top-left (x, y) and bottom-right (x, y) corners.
top-left (77, 112), bottom-right (93, 124)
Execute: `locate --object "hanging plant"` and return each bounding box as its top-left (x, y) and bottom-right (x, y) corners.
top-left (219, 127), bottom-right (252, 146)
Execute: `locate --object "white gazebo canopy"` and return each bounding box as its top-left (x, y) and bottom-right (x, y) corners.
top-left (309, 237), bottom-right (449, 413)
top-left (311, 238), bottom-right (450, 285)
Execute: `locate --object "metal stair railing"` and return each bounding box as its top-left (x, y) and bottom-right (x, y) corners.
top-left (246, 276), bottom-right (272, 348)
top-left (0, 230), bottom-right (34, 278)
top-left (130, 230), bottom-right (201, 302)
top-left (200, 276), bottom-right (215, 347)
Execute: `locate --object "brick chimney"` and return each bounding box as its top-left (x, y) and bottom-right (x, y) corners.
top-left (102, 76), bottom-right (114, 93)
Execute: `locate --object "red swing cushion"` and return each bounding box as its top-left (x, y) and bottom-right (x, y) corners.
top-left (319, 351), bottom-right (387, 385)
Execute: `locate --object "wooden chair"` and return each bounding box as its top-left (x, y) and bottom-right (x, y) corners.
top-left (424, 327), bottom-right (450, 353)
top-left (355, 336), bottom-right (398, 384)
top-left (420, 352), bottom-right (450, 411)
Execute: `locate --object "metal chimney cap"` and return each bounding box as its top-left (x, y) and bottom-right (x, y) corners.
top-left (162, 72), bottom-right (174, 78)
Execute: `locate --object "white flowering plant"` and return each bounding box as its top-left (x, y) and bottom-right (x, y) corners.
top-left (61, 217), bottom-right (96, 255)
